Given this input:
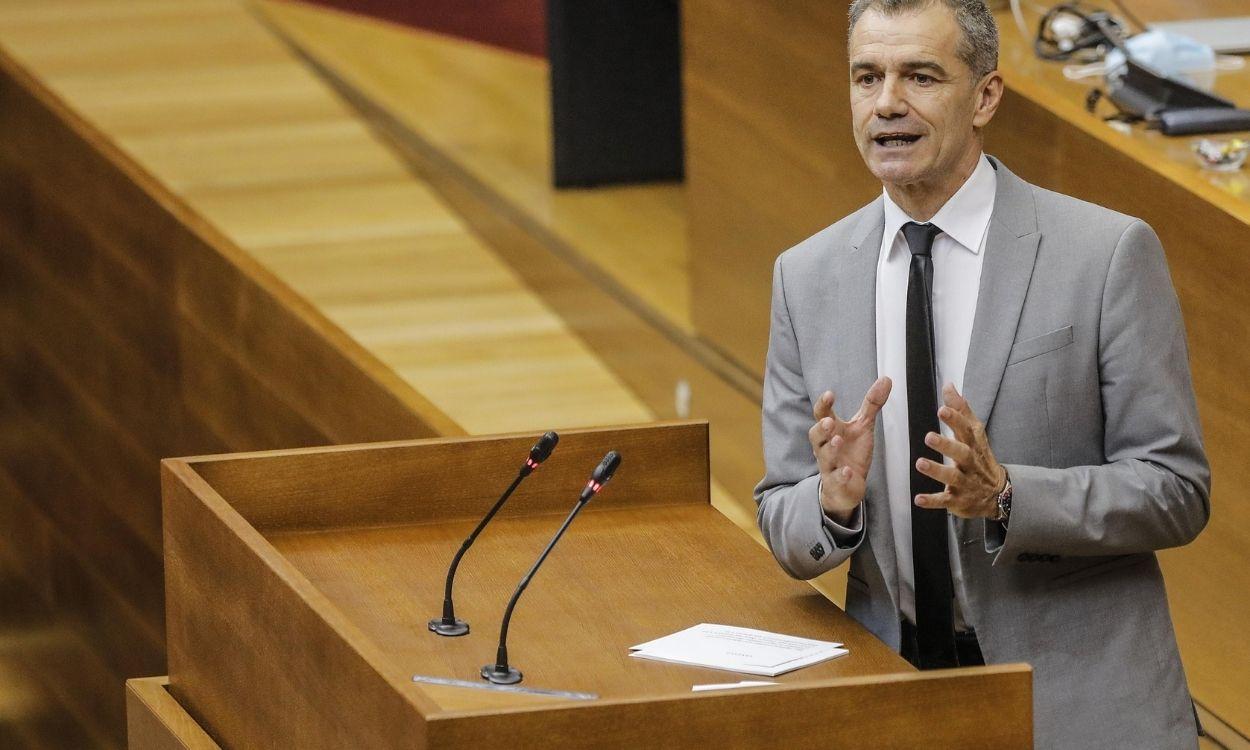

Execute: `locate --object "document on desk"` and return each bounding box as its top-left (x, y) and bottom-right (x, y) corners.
top-left (629, 623), bottom-right (847, 677)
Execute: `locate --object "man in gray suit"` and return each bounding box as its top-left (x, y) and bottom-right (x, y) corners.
top-left (755, 0), bottom-right (1210, 747)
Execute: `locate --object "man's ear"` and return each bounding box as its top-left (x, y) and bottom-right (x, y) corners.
top-left (972, 70), bottom-right (1004, 129)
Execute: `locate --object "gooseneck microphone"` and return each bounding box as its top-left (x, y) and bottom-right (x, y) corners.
top-left (481, 450), bottom-right (621, 684)
top-left (428, 431), bottom-right (559, 637)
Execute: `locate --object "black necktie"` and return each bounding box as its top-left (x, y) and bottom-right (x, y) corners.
top-left (902, 221), bottom-right (957, 669)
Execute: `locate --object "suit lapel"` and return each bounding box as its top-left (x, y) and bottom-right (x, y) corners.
top-left (962, 159), bottom-right (1041, 428)
top-left (839, 201), bottom-right (901, 612)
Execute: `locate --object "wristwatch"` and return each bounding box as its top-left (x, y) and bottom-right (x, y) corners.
top-left (992, 469), bottom-right (1013, 525)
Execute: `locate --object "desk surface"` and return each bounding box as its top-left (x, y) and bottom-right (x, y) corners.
top-left (270, 504), bottom-right (909, 714)
top-left (994, 2), bottom-right (1250, 228)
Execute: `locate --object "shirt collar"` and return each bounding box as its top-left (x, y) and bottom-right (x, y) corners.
top-left (881, 153), bottom-right (997, 256)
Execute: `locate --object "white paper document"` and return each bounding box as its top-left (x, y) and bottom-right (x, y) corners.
top-left (629, 623), bottom-right (848, 677)
top-left (691, 680), bottom-right (779, 692)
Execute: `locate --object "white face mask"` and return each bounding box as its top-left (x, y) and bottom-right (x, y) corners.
top-left (1105, 29), bottom-right (1217, 90)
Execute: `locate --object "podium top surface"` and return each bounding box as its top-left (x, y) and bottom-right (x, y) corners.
top-left (267, 501), bottom-right (907, 713)
top-left (161, 423), bottom-right (1028, 749)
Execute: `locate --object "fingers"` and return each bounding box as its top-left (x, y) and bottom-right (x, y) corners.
top-left (854, 376), bottom-right (892, 422)
top-left (828, 464), bottom-right (854, 487)
top-left (940, 383), bottom-right (983, 443)
top-left (935, 407), bottom-right (970, 447)
top-left (914, 490), bottom-right (952, 509)
top-left (812, 390), bottom-right (835, 422)
top-left (807, 417), bottom-right (835, 451)
top-left (938, 403), bottom-right (977, 447)
top-left (916, 456), bottom-right (959, 486)
top-left (821, 463), bottom-right (867, 517)
top-left (924, 431), bottom-right (972, 466)
top-left (942, 382), bottom-right (972, 416)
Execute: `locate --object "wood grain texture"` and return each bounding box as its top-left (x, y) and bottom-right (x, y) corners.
top-left (126, 678), bottom-right (221, 750)
top-left (1195, 702), bottom-right (1250, 750)
top-left (163, 427), bottom-right (1032, 749)
top-left (0, 467), bottom-right (150, 750)
top-left (681, 0), bottom-right (1250, 736)
top-left (257, 0), bottom-right (691, 332)
top-left (0, 0), bottom-right (659, 439)
top-left (250, 0), bottom-right (813, 600)
top-left (162, 458), bottom-right (433, 750)
top-left (0, 0), bottom-right (673, 740)
top-left (266, 505), bottom-right (908, 706)
top-left (250, 0), bottom-right (687, 431)
top-left (0, 2), bottom-right (463, 743)
top-left (428, 667), bottom-right (1031, 749)
top-left (684, 0), bottom-right (878, 370)
top-left (189, 422), bottom-right (710, 532)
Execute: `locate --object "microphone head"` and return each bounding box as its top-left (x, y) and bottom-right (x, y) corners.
top-left (523, 431), bottom-right (559, 473)
top-left (592, 451), bottom-right (621, 485)
top-left (531, 431), bottom-right (559, 463)
top-left (580, 451), bottom-right (621, 501)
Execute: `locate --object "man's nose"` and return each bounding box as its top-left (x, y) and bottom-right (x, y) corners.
top-left (874, 75), bottom-right (907, 118)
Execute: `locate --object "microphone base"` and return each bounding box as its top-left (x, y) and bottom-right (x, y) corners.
top-left (480, 664), bottom-right (523, 685)
top-left (428, 617), bottom-right (469, 637)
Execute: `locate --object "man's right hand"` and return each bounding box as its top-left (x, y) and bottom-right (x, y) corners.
top-left (808, 377), bottom-right (892, 524)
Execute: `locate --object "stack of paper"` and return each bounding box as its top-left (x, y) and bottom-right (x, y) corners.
top-left (691, 680), bottom-right (778, 692)
top-left (629, 623), bottom-right (848, 677)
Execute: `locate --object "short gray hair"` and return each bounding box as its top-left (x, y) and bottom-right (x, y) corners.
top-left (848, 0), bottom-right (999, 78)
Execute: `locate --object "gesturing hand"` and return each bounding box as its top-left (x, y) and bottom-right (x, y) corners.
top-left (915, 383), bottom-right (1007, 518)
top-left (808, 377), bottom-right (892, 524)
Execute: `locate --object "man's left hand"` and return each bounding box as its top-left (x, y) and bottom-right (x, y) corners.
top-left (915, 383), bottom-right (1007, 519)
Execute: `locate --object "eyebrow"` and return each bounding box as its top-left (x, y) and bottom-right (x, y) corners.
top-left (850, 59), bottom-right (951, 77)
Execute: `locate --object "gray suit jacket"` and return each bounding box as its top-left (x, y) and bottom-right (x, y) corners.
top-left (755, 157), bottom-right (1210, 749)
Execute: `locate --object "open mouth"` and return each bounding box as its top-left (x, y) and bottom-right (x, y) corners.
top-left (873, 133), bottom-right (922, 147)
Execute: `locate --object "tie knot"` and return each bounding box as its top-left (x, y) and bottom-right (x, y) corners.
top-left (902, 221), bottom-right (943, 257)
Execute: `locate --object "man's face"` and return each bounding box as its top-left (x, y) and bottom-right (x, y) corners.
top-left (848, 4), bottom-right (995, 190)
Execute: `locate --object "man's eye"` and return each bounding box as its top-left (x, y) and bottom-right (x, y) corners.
top-left (913, 74), bottom-right (935, 85)
top-left (857, 74), bottom-right (878, 86)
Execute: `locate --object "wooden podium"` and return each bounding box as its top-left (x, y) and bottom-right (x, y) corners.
top-left (149, 422), bottom-right (1031, 748)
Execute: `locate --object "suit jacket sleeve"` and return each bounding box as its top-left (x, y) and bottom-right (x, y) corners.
top-left (755, 254), bottom-right (865, 580)
top-left (989, 220), bottom-right (1211, 561)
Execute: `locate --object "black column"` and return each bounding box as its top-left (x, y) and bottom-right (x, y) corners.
top-left (547, 0), bottom-right (684, 187)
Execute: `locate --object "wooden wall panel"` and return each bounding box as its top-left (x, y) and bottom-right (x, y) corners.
top-left (0, 242), bottom-right (176, 530)
top-left (684, 1), bottom-right (877, 370)
top-left (0, 466), bottom-right (156, 748)
top-left (0, 412), bottom-right (165, 648)
top-left (0, 40), bottom-right (461, 746)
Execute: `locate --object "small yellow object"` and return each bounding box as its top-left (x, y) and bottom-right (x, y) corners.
top-left (1192, 138), bottom-right (1250, 171)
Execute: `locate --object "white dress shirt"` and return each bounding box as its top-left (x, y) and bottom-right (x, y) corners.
top-left (876, 154), bottom-right (996, 625)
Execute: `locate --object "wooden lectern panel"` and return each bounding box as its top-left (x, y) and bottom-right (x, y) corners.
top-left (188, 422), bottom-right (712, 532)
top-left (428, 666), bottom-right (1031, 749)
top-left (163, 422), bottom-right (1031, 748)
top-left (126, 677), bottom-right (221, 750)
